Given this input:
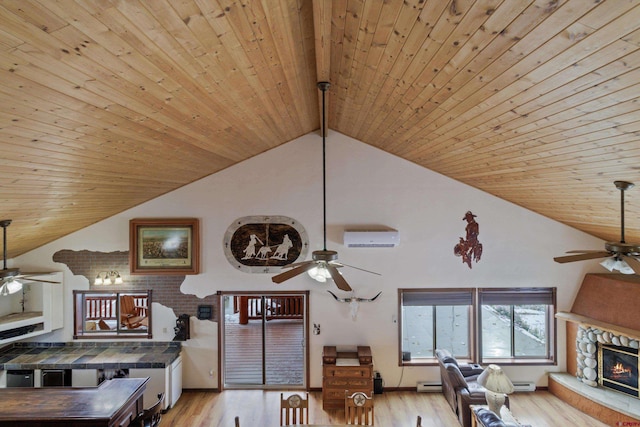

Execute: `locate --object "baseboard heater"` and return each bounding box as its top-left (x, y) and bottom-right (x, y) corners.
top-left (512, 381), bottom-right (536, 392)
top-left (416, 381), bottom-right (442, 392)
top-left (416, 381), bottom-right (534, 392)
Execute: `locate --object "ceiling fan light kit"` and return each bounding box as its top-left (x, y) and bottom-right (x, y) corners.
top-left (307, 250), bottom-right (338, 282)
top-left (600, 257), bottom-right (634, 275)
top-left (554, 181), bottom-right (640, 274)
top-left (0, 220), bottom-right (23, 295)
top-left (0, 219), bottom-right (61, 296)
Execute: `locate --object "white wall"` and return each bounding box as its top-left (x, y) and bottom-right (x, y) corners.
top-left (14, 131), bottom-right (604, 389)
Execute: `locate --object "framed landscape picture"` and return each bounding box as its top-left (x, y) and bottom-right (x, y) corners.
top-left (129, 218), bottom-right (200, 275)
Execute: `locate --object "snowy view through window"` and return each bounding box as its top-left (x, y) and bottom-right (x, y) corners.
top-left (403, 305), bottom-right (547, 359)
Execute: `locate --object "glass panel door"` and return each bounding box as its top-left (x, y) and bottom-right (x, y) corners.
top-left (222, 292), bottom-right (307, 389)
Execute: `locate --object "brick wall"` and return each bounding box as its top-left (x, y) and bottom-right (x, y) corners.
top-left (53, 249), bottom-right (218, 321)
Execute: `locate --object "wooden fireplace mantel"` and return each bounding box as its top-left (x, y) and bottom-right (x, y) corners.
top-left (556, 312), bottom-right (640, 341)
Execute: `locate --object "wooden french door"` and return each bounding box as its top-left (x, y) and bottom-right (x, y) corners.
top-left (220, 291), bottom-right (308, 389)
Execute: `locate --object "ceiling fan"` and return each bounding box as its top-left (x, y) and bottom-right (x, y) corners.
top-left (271, 82), bottom-right (379, 292)
top-left (554, 181), bottom-right (640, 274)
top-left (0, 219), bottom-right (60, 296)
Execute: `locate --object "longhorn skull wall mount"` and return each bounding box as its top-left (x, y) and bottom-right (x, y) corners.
top-left (327, 290), bottom-right (382, 320)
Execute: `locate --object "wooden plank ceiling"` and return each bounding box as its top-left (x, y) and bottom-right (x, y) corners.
top-left (1, 0), bottom-right (640, 258)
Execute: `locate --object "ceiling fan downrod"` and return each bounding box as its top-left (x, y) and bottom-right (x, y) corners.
top-left (614, 181), bottom-right (634, 244)
top-left (0, 219), bottom-right (11, 271)
top-left (317, 81), bottom-right (330, 252)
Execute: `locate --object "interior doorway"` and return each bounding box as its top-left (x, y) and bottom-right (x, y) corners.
top-left (220, 291), bottom-right (308, 389)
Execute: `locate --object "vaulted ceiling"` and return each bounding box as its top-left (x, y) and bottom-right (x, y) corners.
top-left (2, 0), bottom-right (640, 258)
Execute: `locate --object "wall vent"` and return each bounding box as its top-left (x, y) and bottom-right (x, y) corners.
top-left (416, 381), bottom-right (442, 392)
top-left (511, 381), bottom-right (536, 392)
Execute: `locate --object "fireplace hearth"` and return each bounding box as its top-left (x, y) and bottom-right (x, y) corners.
top-left (553, 274), bottom-right (640, 424)
top-left (599, 344), bottom-right (639, 397)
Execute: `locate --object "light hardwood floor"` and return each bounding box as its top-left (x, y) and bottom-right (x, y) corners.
top-left (160, 390), bottom-right (609, 426)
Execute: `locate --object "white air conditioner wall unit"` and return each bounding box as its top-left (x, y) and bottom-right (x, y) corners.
top-left (343, 230), bottom-right (400, 248)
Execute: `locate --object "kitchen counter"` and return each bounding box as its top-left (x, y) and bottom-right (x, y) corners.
top-left (0, 377), bottom-right (148, 426)
top-left (0, 341), bottom-right (181, 370)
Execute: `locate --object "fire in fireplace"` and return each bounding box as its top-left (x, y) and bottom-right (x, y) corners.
top-left (598, 344), bottom-right (639, 397)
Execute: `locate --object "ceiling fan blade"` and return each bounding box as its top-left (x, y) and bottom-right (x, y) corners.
top-left (271, 261), bottom-right (316, 284)
top-left (17, 278), bottom-right (61, 284)
top-left (553, 251), bottom-right (611, 263)
top-left (622, 256), bottom-right (640, 274)
top-left (16, 274), bottom-right (61, 284)
top-left (564, 250), bottom-right (610, 254)
top-left (284, 260), bottom-right (316, 269)
top-left (337, 262), bottom-right (381, 276)
top-left (326, 264), bottom-right (352, 292)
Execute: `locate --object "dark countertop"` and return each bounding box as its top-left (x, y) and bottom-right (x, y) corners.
top-left (0, 341), bottom-right (181, 370)
top-left (0, 377), bottom-right (148, 425)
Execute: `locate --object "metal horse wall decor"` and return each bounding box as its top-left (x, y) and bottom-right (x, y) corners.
top-left (454, 211), bottom-right (483, 268)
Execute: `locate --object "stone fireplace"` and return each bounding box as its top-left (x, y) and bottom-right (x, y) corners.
top-left (551, 273), bottom-right (640, 425)
top-left (575, 324), bottom-right (639, 395)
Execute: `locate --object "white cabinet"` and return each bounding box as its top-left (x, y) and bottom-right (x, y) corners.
top-left (170, 355), bottom-right (183, 407)
top-left (130, 354), bottom-right (182, 410)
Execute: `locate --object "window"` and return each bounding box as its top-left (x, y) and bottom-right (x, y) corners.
top-left (400, 289), bottom-right (474, 362)
top-left (73, 290), bottom-right (152, 339)
top-left (479, 287), bottom-right (555, 363)
top-left (399, 287), bottom-right (556, 365)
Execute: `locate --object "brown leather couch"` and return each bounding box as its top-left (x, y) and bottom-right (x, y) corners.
top-left (436, 349), bottom-right (510, 427)
top-left (473, 407), bottom-right (523, 427)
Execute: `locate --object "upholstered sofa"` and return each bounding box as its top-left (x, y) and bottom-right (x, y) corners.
top-left (436, 349), bottom-right (510, 427)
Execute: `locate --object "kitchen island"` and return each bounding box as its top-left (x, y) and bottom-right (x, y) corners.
top-left (0, 377), bottom-right (148, 426)
top-left (0, 341), bottom-right (182, 409)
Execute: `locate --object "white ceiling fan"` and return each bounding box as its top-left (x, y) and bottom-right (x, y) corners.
top-left (271, 82), bottom-right (379, 292)
top-left (0, 219), bottom-right (60, 296)
top-left (554, 181), bottom-right (640, 274)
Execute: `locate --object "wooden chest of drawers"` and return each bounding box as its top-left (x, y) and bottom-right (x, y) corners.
top-left (322, 346), bottom-right (373, 410)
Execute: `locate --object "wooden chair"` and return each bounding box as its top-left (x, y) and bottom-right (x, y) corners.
top-left (280, 392), bottom-right (309, 425)
top-left (131, 392), bottom-right (164, 427)
top-left (416, 415), bottom-right (422, 427)
top-left (345, 391), bottom-right (374, 425)
top-left (120, 295), bottom-right (147, 329)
